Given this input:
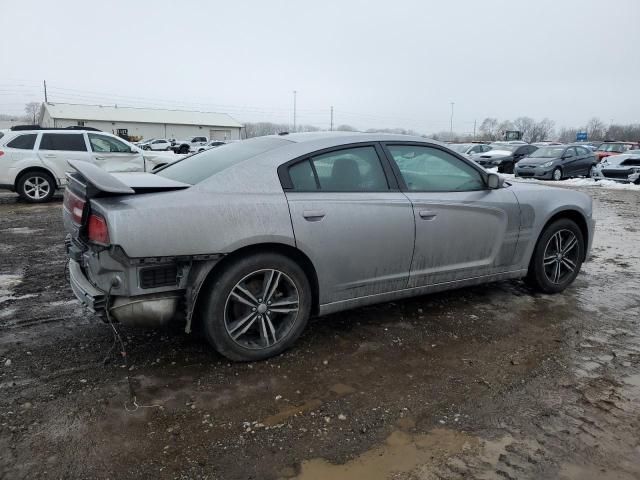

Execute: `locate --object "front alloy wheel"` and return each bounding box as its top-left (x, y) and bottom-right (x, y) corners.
top-left (525, 218), bottom-right (584, 293)
top-left (17, 172), bottom-right (55, 203)
top-left (552, 168), bottom-right (563, 181)
top-left (542, 229), bottom-right (580, 285)
top-left (201, 252), bottom-right (311, 361)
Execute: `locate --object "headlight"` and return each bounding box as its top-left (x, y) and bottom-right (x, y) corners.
top-left (541, 161), bottom-right (554, 168)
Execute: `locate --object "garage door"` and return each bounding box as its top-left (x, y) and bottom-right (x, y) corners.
top-left (210, 129), bottom-right (231, 140)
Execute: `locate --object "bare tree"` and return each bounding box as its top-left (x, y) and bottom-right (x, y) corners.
top-left (513, 117), bottom-right (536, 142)
top-left (24, 102), bottom-right (41, 125)
top-left (336, 124), bottom-right (357, 132)
top-left (479, 118), bottom-right (499, 141)
top-left (529, 118), bottom-right (555, 143)
top-left (585, 117), bottom-right (606, 142)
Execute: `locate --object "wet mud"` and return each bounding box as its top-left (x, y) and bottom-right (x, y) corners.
top-left (0, 187), bottom-right (639, 479)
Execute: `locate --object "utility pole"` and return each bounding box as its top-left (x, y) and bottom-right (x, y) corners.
top-left (449, 102), bottom-right (455, 140)
top-left (330, 106), bottom-right (334, 131)
top-left (43, 80), bottom-right (48, 103)
top-left (473, 119), bottom-right (477, 140)
top-left (292, 90), bottom-right (297, 132)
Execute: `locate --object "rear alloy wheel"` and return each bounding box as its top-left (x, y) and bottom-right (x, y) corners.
top-left (17, 172), bottom-right (56, 203)
top-left (201, 253), bottom-right (311, 361)
top-left (525, 219), bottom-right (584, 293)
top-left (552, 167), bottom-right (563, 181)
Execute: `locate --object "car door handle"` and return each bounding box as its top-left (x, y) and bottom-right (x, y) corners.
top-left (418, 210), bottom-right (437, 220)
top-left (303, 210), bottom-right (326, 221)
top-left (95, 156), bottom-right (106, 160)
top-left (43, 154), bottom-right (56, 158)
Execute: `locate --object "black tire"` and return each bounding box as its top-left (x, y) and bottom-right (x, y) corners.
top-left (498, 161), bottom-right (514, 174)
top-left (201, 252), bottom-right (312, 361)
top-left (525, 218), bottom-right (584, 294)
top-left (179, 145), bottom-right (189, 154)
top-left (142, 145), bottom-right (150, 150)
top-left (552, 167), bottom-right (563, 181)
top-left (16, 171), bottom-right (56, 203)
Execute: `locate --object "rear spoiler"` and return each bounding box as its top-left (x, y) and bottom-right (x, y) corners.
top-left (67, 160), bottom-right (189, 197)
top-left (68, 160), bottom-right (135, 194)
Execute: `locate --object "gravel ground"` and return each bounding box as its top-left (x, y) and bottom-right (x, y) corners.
top-left (0, 184), bottom-right (639, 480)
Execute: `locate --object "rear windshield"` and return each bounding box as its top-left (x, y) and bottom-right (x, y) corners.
top-left (156, 136), bottom-right (291, 185)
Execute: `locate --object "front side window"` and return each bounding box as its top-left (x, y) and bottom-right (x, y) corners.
top-left (7, 133), bottom-right (37, 150)
top-left (88, 133), bottom-right (131, 153)
top-left (388, 145), bottom-right (485, 192)
top-left (39, 133), bottom-right (87, 152)
top-left (289, 146), bottom-right (388, 192)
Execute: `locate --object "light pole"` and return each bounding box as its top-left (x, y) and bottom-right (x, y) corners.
top-left (449, 102), bottom-right (455, 140)
top-left (293, 90), bottom-right (297, 132)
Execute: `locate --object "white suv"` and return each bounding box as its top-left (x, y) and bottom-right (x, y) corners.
top-left (0, 128), bottom-right (165, 202)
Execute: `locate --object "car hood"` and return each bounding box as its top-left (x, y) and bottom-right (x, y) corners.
top-left (600, 154), bottom-right (639, 167)
top-left (475, 150), bottom-right (513, 159)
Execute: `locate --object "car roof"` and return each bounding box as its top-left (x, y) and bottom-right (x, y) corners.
top-left (269, 131), bottom-right (434, 145)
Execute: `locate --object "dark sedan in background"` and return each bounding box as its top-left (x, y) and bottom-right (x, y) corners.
top-left (471, 143), bottom-right (538, 173)
top-left (515, 145), bottom-right (596, 180)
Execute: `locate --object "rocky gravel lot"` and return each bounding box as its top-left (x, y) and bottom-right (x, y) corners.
top-left (0, 184), bottom-right (639, 480)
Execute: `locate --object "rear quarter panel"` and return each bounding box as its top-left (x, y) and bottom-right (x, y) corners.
top-left (92, 163), bottom-right (295, 258)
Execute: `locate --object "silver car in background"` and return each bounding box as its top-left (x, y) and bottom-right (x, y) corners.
top-left (63, 133), bottom-right (595, 361)
top-left (592, 153), bottom-right (640, 184)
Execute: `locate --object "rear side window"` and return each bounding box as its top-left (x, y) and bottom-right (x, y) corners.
top-left (39, 133), bottom-right (87, 152)
top-left (289, 146), bottom-right (389, 192)
top-left (7, 133), bottom-right (37, 150)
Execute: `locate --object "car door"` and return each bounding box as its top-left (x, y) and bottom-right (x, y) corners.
top-left (37, 133), bottom-right (92, 185)
top-left (383, 143), bottom-right (521, 287)
top-left (561, 147), bottom-right (580, 175)
top-left (87, 133), bottom-right (144, 172)
top-left (283, 144), bottom-right (415, 304)
top-left (575, 146), bottom-right (594, 175)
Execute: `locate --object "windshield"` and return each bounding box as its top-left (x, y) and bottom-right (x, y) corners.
top-left (156, 136), bottom-right (291, 185)
top-left (529, 146), bottom-right (565, 158)
top-left (597, 143), bottom-right (626, 153)
top-left (488, 144), bottom-right (518, 152)
top-left (449, 144), bottom-right (472, 153)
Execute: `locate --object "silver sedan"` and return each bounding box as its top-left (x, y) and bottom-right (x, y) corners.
top-left (63, 133), bottom-right (595, 361)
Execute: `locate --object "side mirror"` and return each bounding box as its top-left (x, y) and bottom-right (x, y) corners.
top-left (486, 172), bottom-right (503, 189)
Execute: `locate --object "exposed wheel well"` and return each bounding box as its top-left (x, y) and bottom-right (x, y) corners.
top-left (15, 167), bottom-right (58, 190)
top-left (192, 243), bottom-right (320, 327)
top-left (541, 210), bottom-right (589, 261)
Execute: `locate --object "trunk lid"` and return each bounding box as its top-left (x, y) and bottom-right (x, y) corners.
top-left (63, 160), bottom-right (190, 245)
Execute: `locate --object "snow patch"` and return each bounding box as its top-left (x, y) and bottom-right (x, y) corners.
top-left (6, 227), bottom-right (43, 235)
top-left (0, 274), bottom-right (22, 303)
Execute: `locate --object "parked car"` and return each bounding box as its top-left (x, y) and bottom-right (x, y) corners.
top-left (193, 140), bottom-right (226, 153)
top-left (140, 138), bottom-right (172, 151)
top-left (591, 153), bottom-right (640, 184)
top-left (594, 142), bottom-right (640, 162)
top-left (514, 145), bottom-right (597, 180)
top-left (471, 143), bottom-right (538, 173)
top-left (171, 136), bottom-right (208, 154)
top-left (64, 132), bottom-right (594, 361)
top-left (0, 128), bottom-right (171, 202)
top-left (449, 143), bottom-right (492, 156)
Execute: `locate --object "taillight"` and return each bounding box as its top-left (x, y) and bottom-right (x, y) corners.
top-left (87, 214), bottom-right (110, 245)
top-left (0, 150), bottom-right (4, 157)
top-left (63, 189), bottom-right (86, 225)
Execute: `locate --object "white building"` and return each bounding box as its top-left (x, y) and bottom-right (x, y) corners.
top-left (39, 103), bottom-right (243, 141)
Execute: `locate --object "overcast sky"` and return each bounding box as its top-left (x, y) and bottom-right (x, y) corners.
top-left (1, 0), bottom-right (638, 134)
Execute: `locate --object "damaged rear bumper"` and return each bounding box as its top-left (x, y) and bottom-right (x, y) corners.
top-left (68, 259), bottom-right (181, 327)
